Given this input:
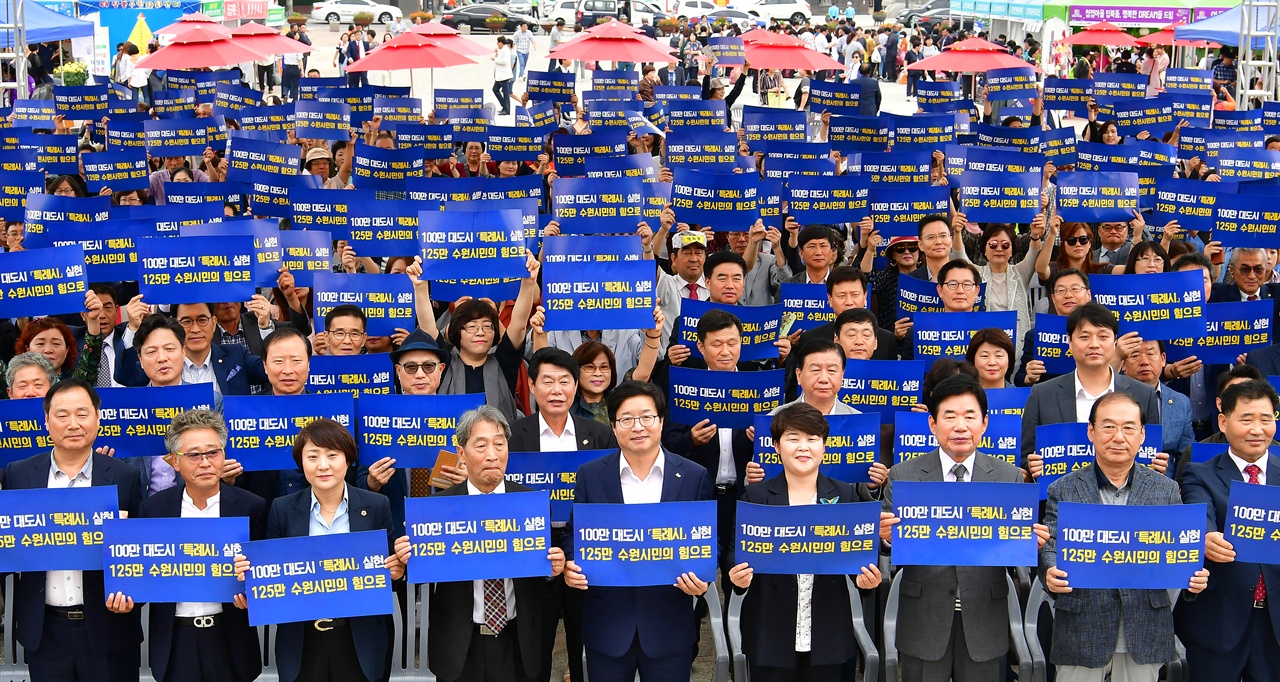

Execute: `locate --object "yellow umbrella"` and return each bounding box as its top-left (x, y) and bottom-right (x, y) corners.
top-left (127, 13), bottom-right (154, 58)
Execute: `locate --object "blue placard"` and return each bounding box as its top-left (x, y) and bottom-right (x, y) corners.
top-left (981, 413), bottom-right (1022, 465)
top-left (987, 387), bottom-right (1031, 418)
top-left (787, 175), bottom-right (870, 225)
top-left (1152, 177), bottom-right (1224, 233)
top-left (224, 394), bottom-right (356, 471)
top-left (213, 82), bottom-right (263, 114)
top-left (355, 392), bottom-right (484, 467)
top-left (1042, 77), bottom-right (1093, 116)
top-left (896, 275), bottom-right (983, 322)
top-left (103, 517), bottom-right (248, 603)
top-left (973, 122), bottom-right (1041, 153)
top-left (1041, 127), bottom-right (1079, 166)
top-left (290, 188), bottom-right (366, 237)
top-left (306, 354), bottom-right (393, 397)
top-left (779, 282), bottom-right (834, 333)
top-left (957, 170), bottom-right (1041, 223)
top-left (868, 184), bottom-right (953, 241)
top-left (180, 219), bottom-right (280, 288)
top-left (316, 86), bottom-right (376, 127)
top-left (1091, 72), bottom-right (1148, 102)
top-left (654, 86), bottom-right (701, 101)
top-left (0, 150), bottom-right (40, 173)
top-left (237, 105), bottom-right (294, 138)
top-left (1056, 171), bottom-right (1139, 222)
top-left (418, 209), bottom-right (526, 280)
top-left (53, 84), bottom-right (108, 117)
top-left (526, 71), bottom-right (575, 103)
top-left (1055, 501), bottom-right (1205, 589)
top-left (397, 124), bottom-right (453, 155)
top-left (914, 311), bottom-right (1017, 362)
top-left (985, 67), bottom-right (1037, 101)
top-left (854, 151), bottom-right (932, 183)
top-left (669, 367), bottom-right (784, 429)
top-left (24, 217), bottom-right (156, 284)
top-left (1169, 93), bottom-right (1214, 127)
top-left (735, 501), bottom-right (880, 574)
top-left (586, 99), bottom-right (642, 130)
top-left (551, 177), bottom-right (644, 234)
top-left (278, 230), bottom-right (333, 288)
top-left (0, 399), bottom-right (52, 466)
top-left (0, 486), bottom-right (121, 571)
top-left (297, 77), bottom-right (346, 100)
top-left (517, 101), bottom-right (558, 136)
top-left (0, 245), bottom-right (87, 317)
top-left (12, 100), bottom-right (55, 126)
top-left (1036, 422), bottom-right (1162, 495)
top-left (486, 126), bottom-right (545, 162)
top-left (893, 411), bottom-right (939, 464)
top-left (917, 81), bottom-right (964, 112)
top-left (169, 180), bottom-right (247, 212)
top-left (1214, 110), bottom-right (1266, 132)
top-left (827, 115), bottom-right (889, 153)
top-left (891, 481), bottom-right (1039, 566)
top-left (1109, 96), bottom-right (1175, 137)
top-left (0, 171), bottom-right (43, 221)
top-left (1225, 481), bottom-right (1280, 564)
top-left (81, 150), bottom-right (149, 194)
top-left (116, 203), bottom-right (224, 235)
top-left (372, 96), bottom-right (421, 129)
top-left (592, 70), bottom-right (639, 91)
top-left (144, 118), bottom-right (211, 156)
top-left (807, 79), bottom-right (861, 117)
top-left (1215, 148), bottom-right (1280, 182)
top-left (446, 108), bottom-right (492, 143)
top-left (243, 530), bottom-right (393, 626)
top-left (23, 193), bottom-right (111, 237)
top-left (741, 107), bottom-right (806, 152)
top-left (670, 169), bottom-right (757, 227)
top-left (1167, 300), bottom-right (1272, 365)
top-left (312, 272), bottom-right (416, 337)
top-left (165, 71), bottom-right (217, 102)
top-left (707, 36), bottom-right (745, 65)
top-left (1164, 69), bottom-right (1212, 94)
top-left (540, 237), bottom-right (654, 331)
top-left (571, 500), bottom-right (716, 586)
top-left (838, 359), bottom-right (925, 420)
top-left (665, 128), bottom-right (739, 171)
top-left (15, 131), bottom-right (78, 174)
top-left (351, 143), bottom-right (424, 191)
top-left (890, 113), bottom-right (955, 151)
top-left (405, 492), bottom-right (552, 583)
top-left (662, 101), bottom-right (725, 131)
top-left (553, 132), bottom-right (627, 177)
top-left (433, 88), bottom-right (485, 112)
top-left (952, 146), bottom-right (1046, 175)
top-left (1033, 313), bottom-right (1074, 375)
top-left (676, 299), bottom-right (782, 362)
top-left (505, 450), bottom-right (607, 524)
top-left (1090, 271), bottom-right (1207, 340)
top-left (585, 154), bottom-right (657, 183)
top-left (137, 236), bottom-right (255, 305)
top-left (96, 384), bottom-right (216, 456)
top-left (752, 412), bottom-right (879, 483)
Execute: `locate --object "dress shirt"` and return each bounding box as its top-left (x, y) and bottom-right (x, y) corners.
top-left (1073, 369), bottom-right (1116, 423)
top-left (939, 450), bottom-right (976, 482)
top-left (176, 489), bottom-right (223, 617)
top-left (538, 413), bottom-right (577, 452)
top-left (46, 455), bottom-right (93, 607)
top-left (619, 451), bottom-right (665, 504)
top-left (182, 350), bottom-right (219, 394)
top-left (1241, 289), bottom-right (1263, 302)
top-left (149, 456), bottom-right (178, 496)
top-left (1093, 462), bottom-right (1134, 651)
top-left (715, 428), bottom-right (735, 485)
top-left (1229, 449), bottom-right (1269, 481)
top-left (795, 492), bottom-right (817, 652)
top-left (467, 480), bottom-right (517, 622)
top-left (308, 486), bottom-right (350, 536)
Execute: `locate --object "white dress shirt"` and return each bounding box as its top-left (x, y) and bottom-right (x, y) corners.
top-left (1229, 449), bottom-right (1269, 481)
top-left (538, 413), bottom-right (577, 453)
top-left (176, 489), bottom-right (223, 617)
top-left (619, 451), bottom-right (665, 504)
top-left (46, 456), bottom-right (93, 607)
top-left (1073, 369), bottom-right (1116, 423)
top-left (468, 480), bottom-right (517, 623)
top-left (940, 449), bottom-right (976, 482)
top-left (715, 428), bottom-right (735, 485)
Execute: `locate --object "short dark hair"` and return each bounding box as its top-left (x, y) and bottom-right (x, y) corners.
top-left (529, 347), bottom-right (580, 383)
top-left (796, 224), bottom-right (836, 251)
top-left (703, 250), bottom-right (746, 280)
top-left (1088, 392), bottom-right (1145, 426)
top-left (769, 401), bottom-right (829, 442)
top-left (291, 418), bottom-right (359, 470)
top-left (937, 259), bottom-right (981, 286)
top-left (923, 357), bottom-right (979, 405)
top-left (826, 266), bottom-right (868, 296)
top-left (1218, 363), bottom-right (1266, 394)
top-left (965, 328), bottom-right (1015, 380)
top-left (1220, 380), bottom-right (1280, 417)
top-left (88, 282), bottom-right (119, 306)
top-left (324, 304), bottom-right (367, 330)
top-left (916, 213), bottom-right (949, 238)
top-left (794, 340), bottom-right (846, 372)
top-left (262, 326), bottom-right (313, 358)
top-left (927, 374), bottom-right (987, 418)
top-left (1066, 302), bottom-right (1119, 336)
top-left (606, 380), bottom-right (667, 422)
top-left (696, 309), bottom-right (742, 342)
top-left (1048, 267), bottom-right (1090, 292)
top-left (835, 307), bottom-right (877, 334)
top-left (1123, 240), bottom-right (1169, 274)
top-left (44, 378), bottom-right (100, 415)
top-left (447, 298), bottom-right (499, 349)
top-left (1172, 251), bottom-right (1213, 274)
top-left (134, 313), bottom-right (185, 351)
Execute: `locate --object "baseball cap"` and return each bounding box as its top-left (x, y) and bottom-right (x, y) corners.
top-left (671, 231), bottom-right (708, 250)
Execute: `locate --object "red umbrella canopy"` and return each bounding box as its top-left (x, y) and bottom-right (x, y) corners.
top-left (345, 37), bottom-right (473, 71)
top-left (410, 20), bottom-right (460, 35)
top-left (135, 26), bottom-right (270, 69)
top-left (230, 22), bottom-right (314, 55)
top-left (1058, 20), bottom-right (1141, 47)
top-left (740, 27), bottom-right (776, 43)
top-left (549, 23), bottom-right (676, 62)
top-left (906, 37), bottom-right (1042, 72)
top-left (582, 18), bottom-right (644, 34)
top-left (744, 43), bottom-right (843, 70)
top-left (744, 30), bottom-right (806, 47)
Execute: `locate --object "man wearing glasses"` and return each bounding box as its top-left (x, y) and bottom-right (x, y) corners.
top-left (1210, 248), bottom-right (1280, 305)
top-left (900, 260), bottom-right (983, 360)
top-left (319, 304), bottom-right (368, 356)
top-left (115, 301), bottom-right (269, 397)
top-left (1093, 217), bottom-right (1142, 266)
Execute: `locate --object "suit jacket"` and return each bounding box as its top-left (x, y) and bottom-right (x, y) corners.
top-left (882, 449), bottom-right (1025, 663)
top-left (345, 39), bottom-right (373, 63)
top-left (73, 323), bottom-right (127, 377)
top-left (1020, 372), bottom-right (1161, 465)
top-left (214, 311), bottom-right (313, 360)
top-left (735, 474), bottom-right (861, 667)
top-left (508, 414), bottom-right (618, 453)
top-left (784, 321), bottom-right (896, 400)
top-left (1014, 327), bottom-right (1065, 388)
top-left (139, 483), bottom-right (268, 682)
top-left (428, 481), bottom-right (546, 680)
top-left (268, 485), bottom-right (397, 682)
top-left (853, 76), bottom-right (882, 115)
top-left (661, 419), bottom-right (753, 496)
top-left (1156, 384), bottom-right (1194, 469)
top-left (115, 343), bottom-right (268, 396)
top-left (3, 453), bottom-right (143, 655)
top-left (1039, 464), bottom-right (1181, 667)
top-left (1176, 452), bottom-right (1280, 652)
top-left (566, 449), bottom-right (713, 659)
top-left (1245, 342), bottom-right (1280, 377)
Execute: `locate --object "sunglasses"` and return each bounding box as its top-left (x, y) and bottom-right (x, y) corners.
top-left (1064, 236), bottom-right (1091, 246)
top-left (986, 241), bottom-right (1012, 251)
top-left (890, 244), bottom-right (919, 254)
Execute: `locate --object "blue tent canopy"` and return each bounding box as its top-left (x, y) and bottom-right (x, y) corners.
top-left (0, 0), bottom-right (94, 48)
top-left (1176, 4), bottom-right (1274, 49)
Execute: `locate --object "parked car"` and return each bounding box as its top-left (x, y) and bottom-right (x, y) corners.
top-left (575, 0), bottom-right (620, 26)
top-left (897, 0), bottom-right (947, 25)
top-left (312, 0), bottom-right (402, 24)
top-left (549, 0), bottom-right (578, 23)
top-left (913, 6), bottom-right (971, 30)
top-left (667, 0), bottom-right (717, 21)
top-left (440, 4), bottom-right (540, 30)
top-left (735, 0), bottom-right (811, 25)
top-left (624, 0), bottom-right (669, 25)
top-left (704, 7), bottom-right (763, 29)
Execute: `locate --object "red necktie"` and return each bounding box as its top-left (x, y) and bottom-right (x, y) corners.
top-left (686, 282), bottom-right (699, 301)
top-left (1249, 295), bottom-right (1259, 301)
top-left (1246, 463), bottom-right (1267, 604)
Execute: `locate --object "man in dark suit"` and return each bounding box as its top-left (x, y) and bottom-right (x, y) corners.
top-left (1245, 341), bottom-right (1280, 376)
top-left (1172, 252), bottom-right (1231, 441)
top-left (564, 381), bottom-right (714, 682)
top-left (4, 379), bottom-right (144, 682)
top-left (853, 63), bottom-right (882, 115)
top-left (1041, 393), bottom-right (1208, 681)
top-left (398, 405), bottom-right (566, 682)
top-left (508, 347), bottom-right (615, 682)
top-left (785, 267), bottom-right (896, 399)
top-left (211, 294), bottom-right (312, 359)
top-left (71, 283), bottom-right (128, 388)
top-left (345, 29), bottom-right (373, 87)
top-left (1178, 380), bottom-right (1280, 680)
top-left (114, 302), bottom-right (269, 396)
top-left (881, 375), bottom-right (1048, 681)
top-left (1022, 303), bottom-right (1162, 468)
top-left (122, 409), bottom-right (267, 682)
top-left (1120, 339), bottom-right (1194, 475)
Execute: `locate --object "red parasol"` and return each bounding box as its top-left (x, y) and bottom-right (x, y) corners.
top-left (740, 27), bottom-right (779, 43)
top-left (744, 44), bottom-right (843, 71)
top-left (344, 35), bottom-right (473, 71)
top-left (408, 22), bottom-right (491, 56)
top-left (548, 21), bottom-right (676, 63)
top-left (1137, 23), bottom-right (1220, 48)
top-left (156, 12), bottom-right (230, 38)
top-left (230, 22), bottom-right (314, 55)
top-left (906, 37), bottom-right (1042, 72)
top-left (135, 25), bottom-right (270, 69)
top-left (1058, 20), bottom-right (1141, 47)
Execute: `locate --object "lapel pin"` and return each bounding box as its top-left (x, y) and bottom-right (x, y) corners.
top-left (675, 472), bottom-right (681, 478)
top-left (360, 510), bottom-right (367, 516)
top-left (582, 439), bottom-right (588, 445)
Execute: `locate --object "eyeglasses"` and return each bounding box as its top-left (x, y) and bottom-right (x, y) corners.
top-left (941, 280), bottom-right (978, 291)
top-left (986, 241), bottom-right (1012, 251)
top-left (920, 233), bottom-right (950, 243)
top-left (1053, 284), bottom-right (1089, 296)
top-left (1237, 264), bottom-right (1268, 276)
top-left (329, 330), bottom-right (366, 341)
top-left (462, 322), bottom-right (495, 335)
top-left (615, 414), bottom-right (659, 429)
top-left (178, 315), bottom-right (213, 328)
top-left (176, 448), bottom-right (224, 463)
top-left (1094, 423), bottom-right (1142, 437)
top-left (890, 244), bottom-right (919, 254)
top-left (1135, 255), bottom-right (1164, 266)
top-left (1063, 236), bottom-right (1091, 246)
top-left (398, 361), bottom-right (440, 375)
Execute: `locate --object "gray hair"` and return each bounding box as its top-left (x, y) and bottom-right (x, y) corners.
top-left (164, 409), bottom-right (228, 455)
top-left (1230, 248), bottom-right (1267, 269)
top-left (455, 405), bottom-right (511, 448)
top-left (6, 352), bottom-right (56, 387)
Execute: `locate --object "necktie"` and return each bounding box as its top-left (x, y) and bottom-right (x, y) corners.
top-left (97, 348), bottom-right (112, 388)
top-left (950, 463), bottom-right (967, 482)
top-left (483, 578), bottom-right (508, 633)
top-left (1246, 464), bottom-right (1267, 604)
top-left (686, 282), bottom-right (700, 301)
top-left (1249, 294), bottom-right (1259, 301)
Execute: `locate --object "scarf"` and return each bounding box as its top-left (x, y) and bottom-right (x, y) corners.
top-left (441, 348), bottom-right (520, 424)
